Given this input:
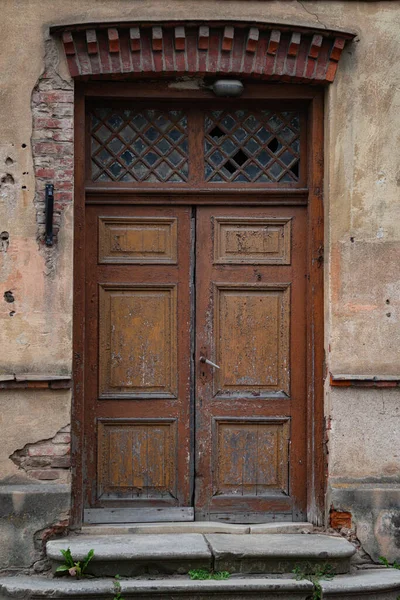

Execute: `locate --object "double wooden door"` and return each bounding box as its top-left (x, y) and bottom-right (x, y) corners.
top-left (84, 203), bottom-right (307, 522)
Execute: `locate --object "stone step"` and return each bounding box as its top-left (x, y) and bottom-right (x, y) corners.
top-left (0, 575), bottom-right (313, 599)
top-left (46, 533), bottom-right (355, 577)
top-left (1, 570), bottom-right (400, 599)
top-left (206, 534), bottom-right (355, 575)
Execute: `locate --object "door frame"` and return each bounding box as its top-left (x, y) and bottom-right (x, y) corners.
top-left (70, 81), bottom-right (324, 528)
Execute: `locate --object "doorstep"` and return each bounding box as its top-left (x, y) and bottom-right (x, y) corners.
top-left (79, 521), bottom-right (314, 536)
top-left (46, 533), bottom-right (355, 577)
top-left (1, 570), bottom-right (400, 599)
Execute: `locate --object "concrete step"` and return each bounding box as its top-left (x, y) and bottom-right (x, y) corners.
top-left (46, 533), bottom-right (355, 577)
top-left (1, 570), bottom-right (400, 599)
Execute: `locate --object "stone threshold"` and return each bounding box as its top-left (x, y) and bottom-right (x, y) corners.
top-left (79, 521), bottom-right (313, 536)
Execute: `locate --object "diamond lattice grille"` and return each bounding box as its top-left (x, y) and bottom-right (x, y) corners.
top-left (90, 108), bottom-right (189, 183)
top-left (204, 110), bottom-right (300, 183)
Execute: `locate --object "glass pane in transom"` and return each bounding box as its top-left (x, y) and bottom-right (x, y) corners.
top-left (204, 110), bottom-right (300, 184)
top-left (90, 108), bottom-right (189, 183)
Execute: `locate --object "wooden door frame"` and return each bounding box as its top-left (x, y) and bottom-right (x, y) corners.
top-left (70, 81), bottom-right (324, 528)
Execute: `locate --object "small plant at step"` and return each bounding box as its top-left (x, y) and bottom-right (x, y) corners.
top-left (379, 556), bottom-right (400, 570)
top-left (113, 574), bottom-right (125, 600)
top-left (293, 562), bottom-right (335, 600)
top-left (189, 568), bottom-right (230, 580)
top-left (55, 548), bottom-right (94, 578)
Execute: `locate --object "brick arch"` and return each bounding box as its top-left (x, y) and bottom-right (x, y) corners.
top-left (53, 21), bottom-right (355, 84)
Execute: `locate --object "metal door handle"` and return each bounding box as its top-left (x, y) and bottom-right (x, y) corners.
top-left (200, 356), bottom-right (220, 369)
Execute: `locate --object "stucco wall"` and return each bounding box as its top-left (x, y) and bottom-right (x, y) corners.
top-left (0, 390), bottom-right (71, 482)
top-left (0, 0), bottom-right (399, 564)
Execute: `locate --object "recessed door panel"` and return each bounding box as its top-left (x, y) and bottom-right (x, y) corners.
top-left (214, 284), bottom-right (290, 397)
top-left (98, 217), bottom-right (178, 264)
top-left (214, 217), bottom-right (291, 265)
top-left (97, 419), bottom-right (177, 500)
top-left (213, 418), bottom-right (290, 497)
top-left (99, 284), bottom-right (177, 398)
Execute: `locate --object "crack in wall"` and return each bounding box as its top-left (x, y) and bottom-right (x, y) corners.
top-left (296, 1), bottom-right (327, 30)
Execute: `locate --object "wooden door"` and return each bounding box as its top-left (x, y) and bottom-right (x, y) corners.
top-left (83, 204), bottom-right (193, 522)
top-left (195, 206), bottom-right (308, 522)
top-left (77, 92), bottom-right (321, 524)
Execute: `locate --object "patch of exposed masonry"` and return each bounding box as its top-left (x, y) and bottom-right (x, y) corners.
top-left (31, 38), bottom-right (74, 273)
top-left (10, 424), bottom-right (71, 482)
top-left (32, 518), bottom-right (70, 573)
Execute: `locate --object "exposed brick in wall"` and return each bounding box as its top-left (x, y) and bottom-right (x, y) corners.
top-left (10, 424), bottom-right (71, 482)
top-left (31, 68), bottom-right (74, 244)
top-left (58, 23), bottom-right (353, 84)
top-left (330, 509), bottom-right (353, 530)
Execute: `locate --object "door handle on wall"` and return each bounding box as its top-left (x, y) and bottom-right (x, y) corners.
top-left (200, 356), bottom-right (220, 369)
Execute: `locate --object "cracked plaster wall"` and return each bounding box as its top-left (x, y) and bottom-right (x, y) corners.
top-left (0, 0), bottom-right (399, 562)
top-left (0, 390), bottom-right (71, 482)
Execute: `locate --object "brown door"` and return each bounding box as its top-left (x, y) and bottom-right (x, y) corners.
top-left (195, 206), bottom-right (307, 522)
top-left (84, 204), bottom-right (193, 521)
top-left (81, 98), bottom-right (312, 523)
top-left (83, 203), bottom-right (307, 522)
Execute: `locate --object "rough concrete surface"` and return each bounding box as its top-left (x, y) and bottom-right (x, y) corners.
top-left (0, 484), bottom-right (70, 569)
top-left (330, 483), bottom-right (400, 563)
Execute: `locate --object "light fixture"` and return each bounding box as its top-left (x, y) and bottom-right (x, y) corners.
top-left (212, 80), bottom-right (244, 97)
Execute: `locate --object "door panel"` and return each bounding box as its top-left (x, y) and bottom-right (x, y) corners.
top-left (84, 205), bottom-right (192, 512)
top-left (195, 206), bottom-right (307, 522)
top-left (213, 283), bottom-right (290, 397)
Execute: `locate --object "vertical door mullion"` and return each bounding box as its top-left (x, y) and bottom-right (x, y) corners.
top-left (188, 109), bottom-right (204, 187)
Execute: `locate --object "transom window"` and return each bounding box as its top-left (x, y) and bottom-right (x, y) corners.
top-left (205, 110), bottom-right (300, 184)
top-left (88, 104), bottom-right (305, 188)
top-left (91, 108), bottom-right (189, 183)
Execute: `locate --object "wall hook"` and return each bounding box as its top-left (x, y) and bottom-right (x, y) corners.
top-left (45, 183), bottom-right (54, 247)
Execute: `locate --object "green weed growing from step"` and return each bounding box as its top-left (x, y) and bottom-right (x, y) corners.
top-left (189, 568), bottom-right (230, 580)
top-left (112, 574), bottom-right (125, 600)
top-left (55, 548), bottom-right (94, 579)
top-left (293, 562), bottom-right (335, 600)
top-left (379, 556), bottom-right (400, 570)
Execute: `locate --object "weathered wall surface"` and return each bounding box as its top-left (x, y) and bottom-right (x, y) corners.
top-left (325, 2), bottom-right (400, 376)
top-left (0, 390), bottom-right (71, 482)
top-left (0, 0), bottom-right (399, 567)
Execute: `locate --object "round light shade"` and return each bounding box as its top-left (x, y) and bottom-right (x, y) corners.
top-left (212, 80), bottom-right (244, 97)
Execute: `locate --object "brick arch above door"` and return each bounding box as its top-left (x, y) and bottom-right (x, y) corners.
top-left (51, 21), bottom-right (355, 84)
